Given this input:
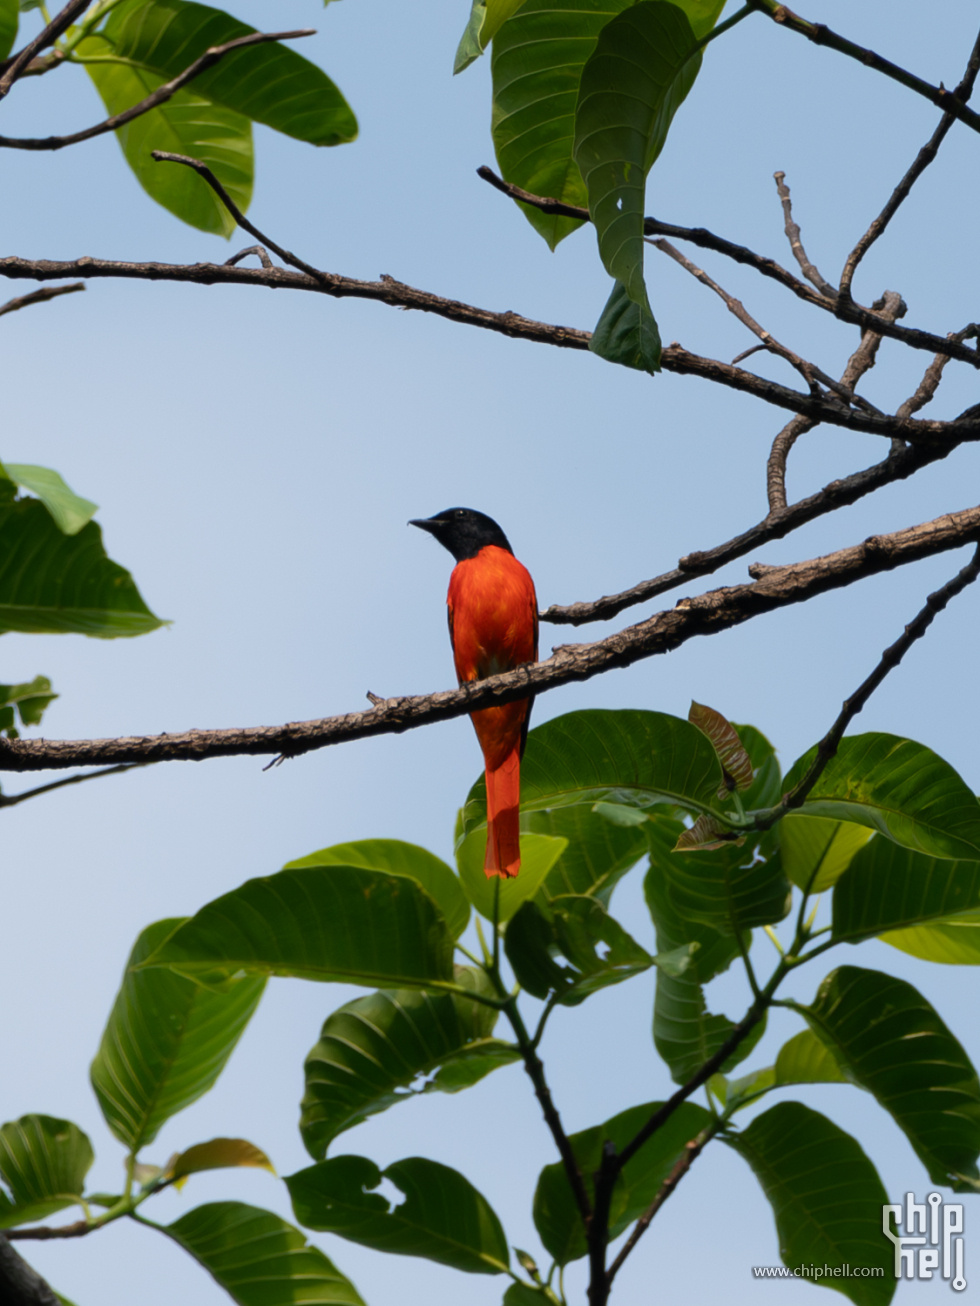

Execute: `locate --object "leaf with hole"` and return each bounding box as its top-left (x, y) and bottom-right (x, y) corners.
top-left (533, 1100), bottom-right (712, 1265)
top-left (287, 1154), bottom-right (510, 1275)
top-left (142, 865), bottom-right (455, 989)
top-left (163, 1202), bottom-right (365, 1305)
top-left (800, 966), bottom-right (980, 1190)
top-left (91, 918), bottom-right (264, 1151)
top-left (784, 733), bottom-right (980, 860)
top-left (725, 1102), bottom-right (894, 1306)
top-left (0, 1116), bottom-right (93, 1229)
top-left (300, 968), bottom-right (507, 1160)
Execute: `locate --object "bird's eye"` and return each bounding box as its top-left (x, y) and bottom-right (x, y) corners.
top-left (455, 509), bottom-right (466, 518)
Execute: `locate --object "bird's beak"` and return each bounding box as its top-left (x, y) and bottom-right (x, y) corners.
top-left (409, 517), bottom-right (439, 535)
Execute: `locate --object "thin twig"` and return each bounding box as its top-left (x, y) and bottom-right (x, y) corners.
top-left (772, 542), bottom-right (980, 817)
top-left (0, 763), bottom-right (143, 809)
top-left (772, 172), bottom-right (836, 298)
top-left (0, 32), bottom-right (314, 151)
top-left (0, 0), bottom-right (90, 100)
top-left (476, 165), bottom-right (980, 368)
top-left (749, 1), bottom-right (980, 135)
top-left (839, 28), bottom-right (980, 297)
top-left (1, 502), bottom-right (978, 773)
top-left (0, 283), bottom-right (84, 318)
top-left (224, 244), bottom-right (275, 271)
top-left (895, 325), bottom-right (979, 420)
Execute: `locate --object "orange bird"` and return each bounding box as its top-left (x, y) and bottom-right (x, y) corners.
top-left (411, 508), bottom-right (538, 878)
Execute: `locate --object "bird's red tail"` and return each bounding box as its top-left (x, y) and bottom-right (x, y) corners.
top-left (484, 745), bottom-right (521, 878)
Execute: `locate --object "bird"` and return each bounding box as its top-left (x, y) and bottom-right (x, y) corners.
top-left (410, 508), bottom-right (538, 878)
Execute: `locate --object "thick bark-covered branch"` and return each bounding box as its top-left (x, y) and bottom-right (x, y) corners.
top-left (0, 1236), bottom-right (60, 1306)
top-left (2, 503), bottom-right (977, 774)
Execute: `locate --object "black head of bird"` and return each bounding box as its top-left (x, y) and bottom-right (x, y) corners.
top-left (409, 507), bottom-right (513, 562)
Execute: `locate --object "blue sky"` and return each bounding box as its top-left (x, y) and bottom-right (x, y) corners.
top-left (2, 2), bottom-right (979, 1303)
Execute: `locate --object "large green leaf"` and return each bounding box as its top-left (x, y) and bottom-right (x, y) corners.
top-left (0, 1116), bottom-right (93, 1229)
top-left (300, 968), bottom-right (512, 1160)
top-left (287, 1155), bottom-right (510, 1275)
top-left (163, 1202), bottom-right (365, 1305)
top-left (91, 919), bottom-right (265, 1151)
top-left (3, 464), bottom-right (97, 535)
top-left (644, 836), bottom-right (764, 1083)
top-left (832, 837), bottom-right (980, 943)
top-left (647, 815), bottom-right (792, 935)
top-left (460, 710), bottom-right (726, 840)
top-left (780, 814), bottom-right (872, 894)
top-left (573, 2), bottom-right (706, 370)
top-left (775, 1028), bottom-right (849, 1087)
top-left (533, 1100), bottom-right (712, 1265)
top-left (725, 1103), bottom-right (894, 1306)
top-left (784, 733), bottom-right (980, 861)
top-left (801, 966), bottom-right (980, 1190)
top-left (105, 0), bottom-right (357, 147)
top-left (456, 829), bottom-right (567, 923)
top-left (0, 493), bottom-right (163, 636)
top-left (504, 894), bottom-right (653, 1003)
top-left (528, 802), bottom-right (648, 906)
top-left (141, 865), bottom-right (456, 989)
top-left (881, 911), bottom-right (980, 964)
top-left (81, 33), bottom-right (252, 237)
top-left (286, 838), bottom-right (469, 939)
top-left (0, 0), bottom-right (16, 62)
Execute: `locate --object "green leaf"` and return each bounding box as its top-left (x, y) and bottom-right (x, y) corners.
top-left (881, 911), bottom-right (980, 964)
top-left (573, 2), bottom-right (703, 360)
top-left (142, 865), bottom-right (456, 989)
top-left (287, 1155), bottom-right (510, 1275)
top-left (504, 895), bottom-right (653, 1003)
top-left (163, 1202), bottom-right (365, 1305)
top-left (0, 496), bottom-right (164, 637)
top-left (460, 710), bottom-right (726, 841)
top-left (0, 676), bottom-right (57, 738)
top-left (91, 919), bottom-right (264, 1151)
top-left (529, 801), bottom-right (648, 908)
top-left (774, 1028), bottom-right (849, 1087)
top-left (456, 830), bottom-right (567, 923)
top-left (0, 1116), bottom-right (93, 1229)
top-left (3, 464), bottom-right (97, 535)
top-left (0, 0), bottom-right (16, 63)
top-left (647, 814), bottom-right (791, 935)
top-left (645, 836), bottom-right (766, 1083)
top-left (300, 968), bottom-right (507, 1160)
top-left (832, 837), bottom-right (980, 944)
top-left (80, 33), bottom-right (253, 237)
top-left (105, 0), bottom-right (357, 147)
top-left (784, 733), bottom-right (980, 860)
top-left (780, 814), bottom-right (872, 893)
top-left (426, 1039), bottom-right (521, 1092)
top-left (533, 1100), bottom-right (712, 1265)
top-left (725, 1103), bottom-right (894, 1306)
top-left (455, 0), bottom-right (529, 74)
top-left (169, 1139), bottom-right (274, 1181)
top-left (286, 838), bottom-right (469, 938)
top-left (712, 1065), bottom-right (776, 1112)
top-left (801, 966), bottom-right (980, 1189)
top-left (504, 1286), bottom-right (555, 1306)
top-left (588, 278), bottom-right (661, 373)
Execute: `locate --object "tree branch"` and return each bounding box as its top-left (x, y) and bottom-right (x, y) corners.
top-left (476, 165), bottom-right (980, 368)
top-left (772, 171), bottom-right (837, 299)
top-left (0, 282), bottom-right (84, 318)
top-left (0, 0), bottom-right (91, 100)
top-left (749, 1), bottom-right (980, 135)
top-left (2, 503), bottom-right (978, 773)
top-left (0, 1235), bottom-right (61, 1306)
top-left (0, 31), bottom-right (315, 151)
top-left (0, 762), bottom-right (143, 808)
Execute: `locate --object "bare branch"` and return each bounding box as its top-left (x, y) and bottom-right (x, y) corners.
top-left (0, 0), bottom-right (90, 100)
top-left (4, 1221), bottom-right (90, 1243)
top-left (0, 32), bottom-right (314, 152)
top-left (1, 503), bottom-right (978, 773)
top-left (896, 325), bottom-right (979, 420)
top-left (0, 1235), bottom-right (61, 1305)
top-left (0, 282), bottom-right (84, 318)
top-left (476, 166), bottom-right (980, 368)
top-left (773, 542), bottom-right (980, 816)
top-left (772, 171), bottom-right (837, 299)
top-left (840, 28), bottom-right (980, 298)
top-left (749, 1), bottom-right (980, 135)
top-left (0, 763), bottom-right (144, 809)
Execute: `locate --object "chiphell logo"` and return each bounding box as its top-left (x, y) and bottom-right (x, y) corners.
top-left (882, 1192), bottom-right (966, 1291)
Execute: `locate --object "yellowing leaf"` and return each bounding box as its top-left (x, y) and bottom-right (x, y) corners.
top-left (169, 1138), bottom-right (275, 1181)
